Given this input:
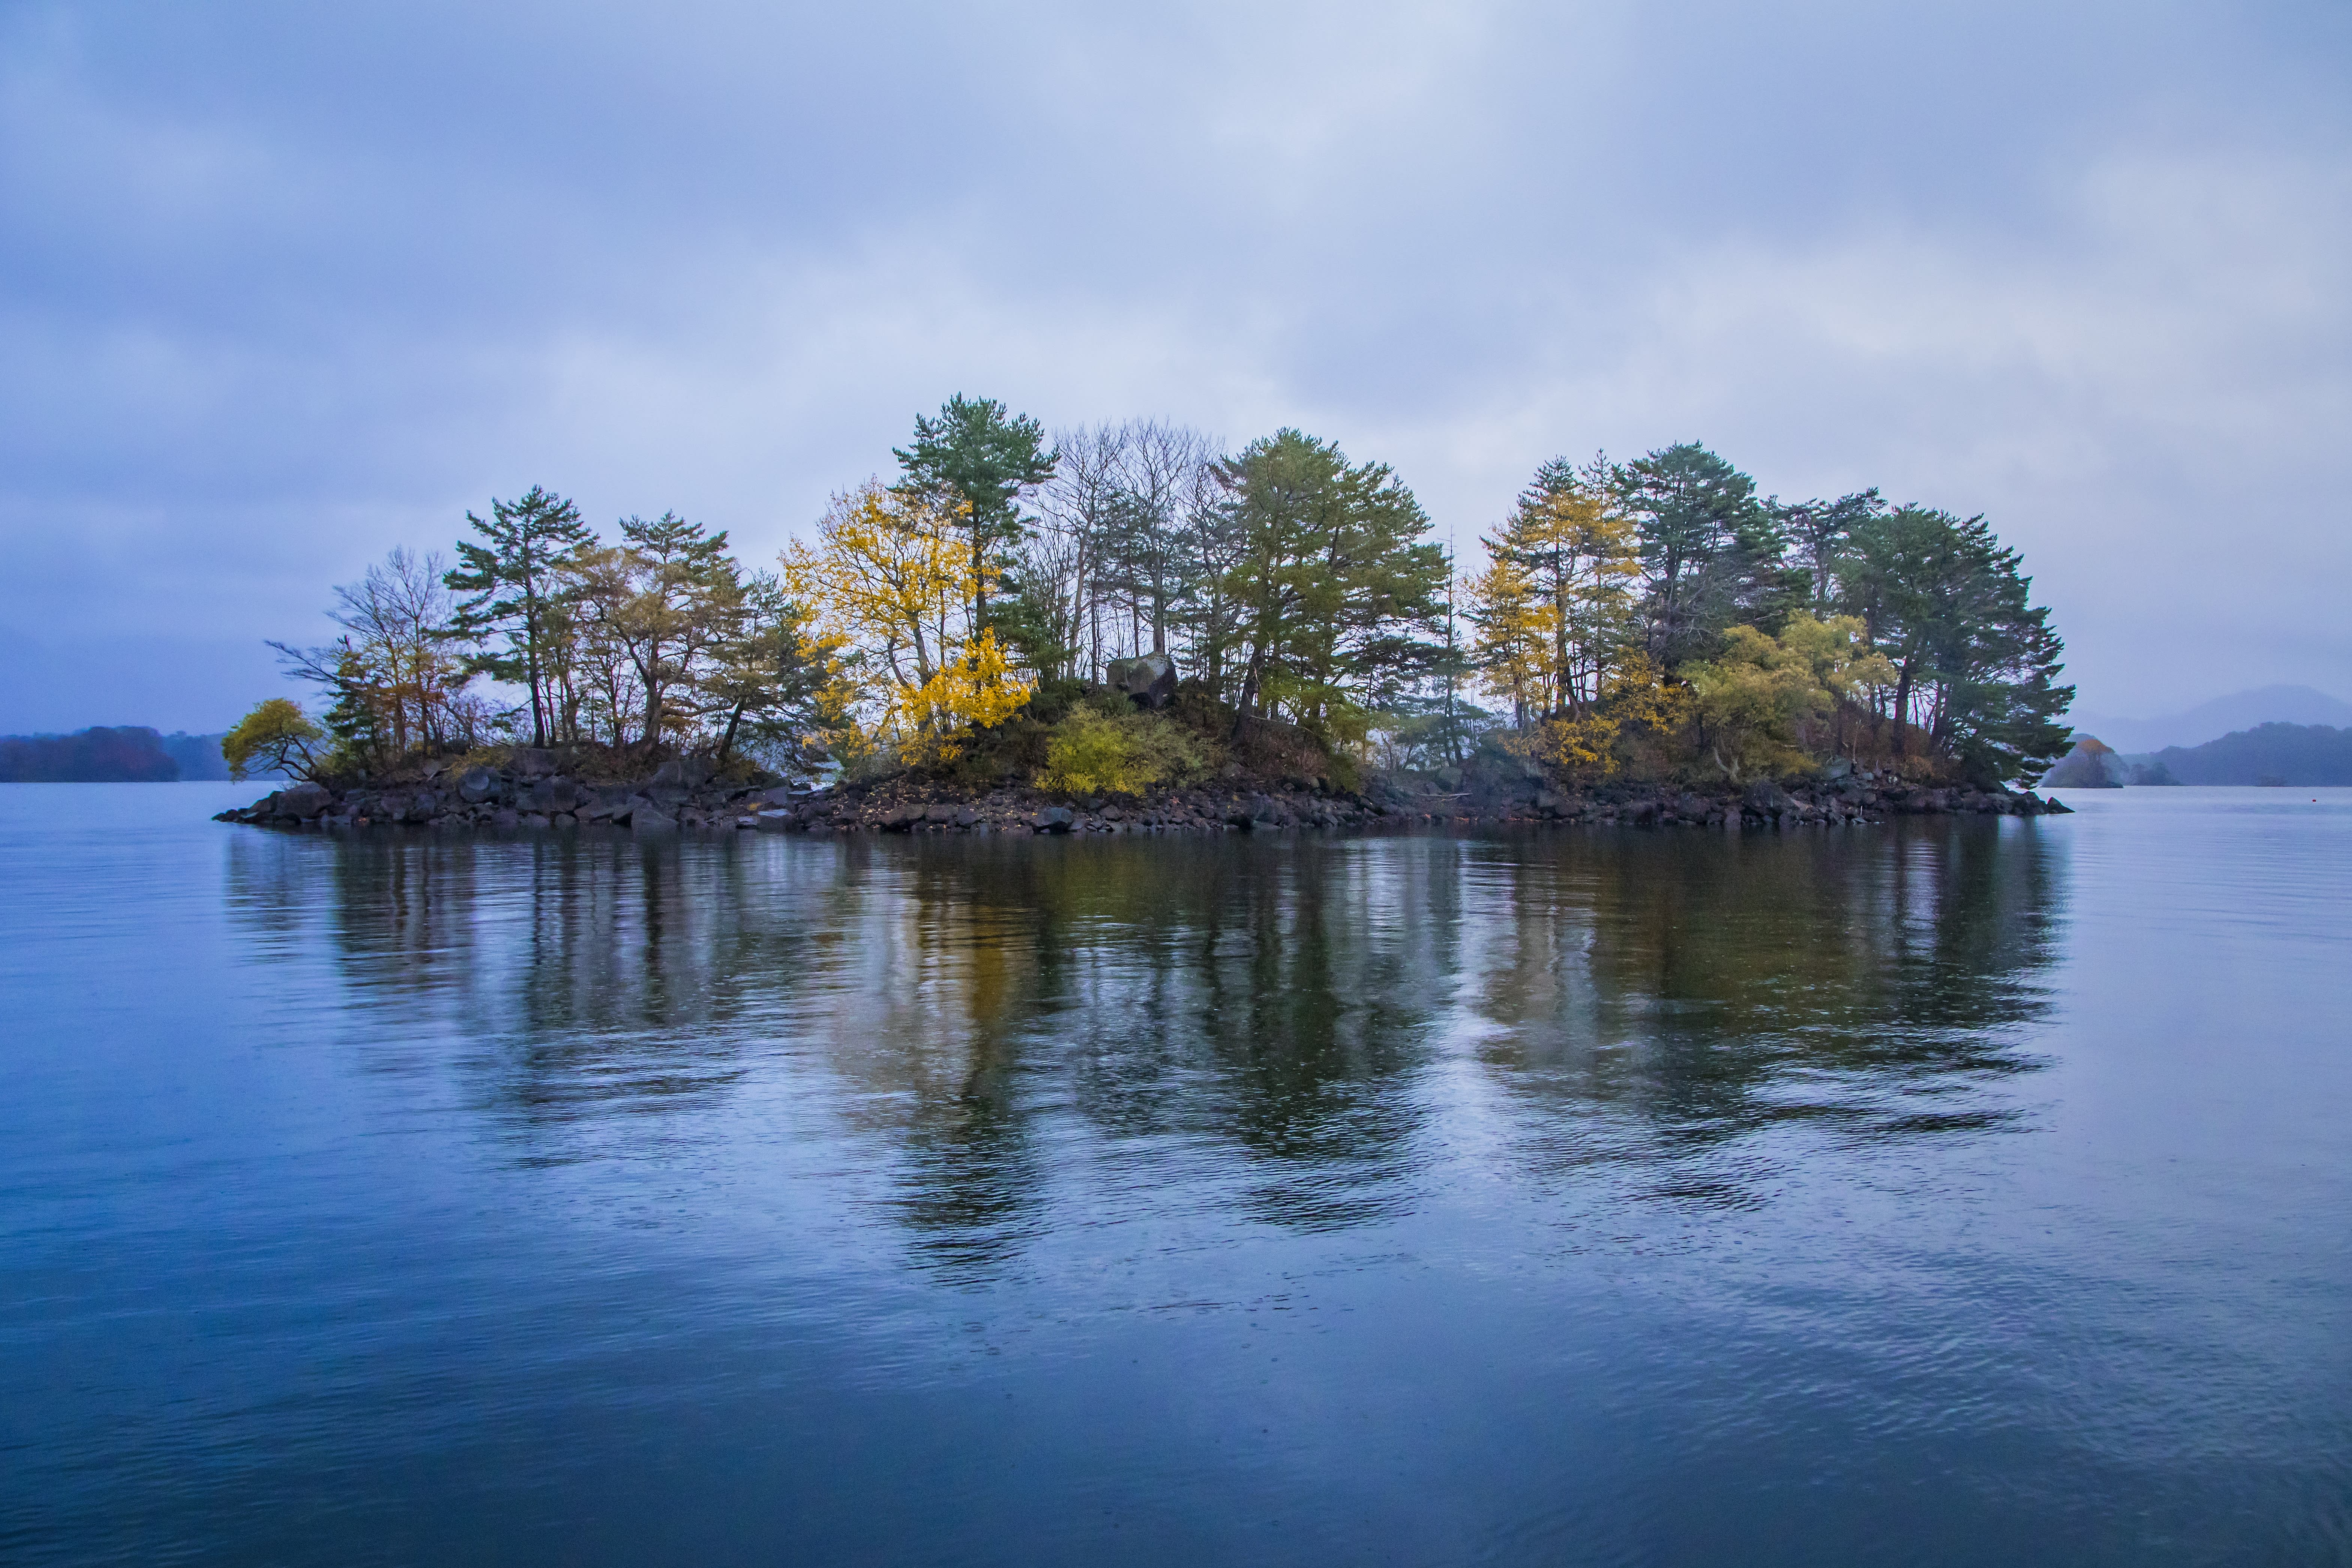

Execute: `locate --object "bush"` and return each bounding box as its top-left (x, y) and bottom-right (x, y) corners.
top-left (1038, 702), bottom-right (1205, 796)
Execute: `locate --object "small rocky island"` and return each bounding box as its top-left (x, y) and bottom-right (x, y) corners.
top-left (213, 419), bottom-right (2085, 848)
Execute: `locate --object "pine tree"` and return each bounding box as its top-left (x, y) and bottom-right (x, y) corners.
top-left (444, 486), bottom-right (596, 747)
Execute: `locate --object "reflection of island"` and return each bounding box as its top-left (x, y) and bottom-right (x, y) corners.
top-left (229, 821), bottom-right (2063, 1268)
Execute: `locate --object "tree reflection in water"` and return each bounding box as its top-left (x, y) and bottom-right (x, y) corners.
top-left (227, 819), bottom-right (2062, 1267)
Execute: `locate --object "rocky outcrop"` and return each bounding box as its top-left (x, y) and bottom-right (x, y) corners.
top-left (218, 755), bottom-right (2067, 837)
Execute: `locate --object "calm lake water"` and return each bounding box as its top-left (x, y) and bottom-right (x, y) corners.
top-left (3, 785), bottom-right (2348, 1566)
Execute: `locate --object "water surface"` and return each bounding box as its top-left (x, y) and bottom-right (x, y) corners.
top-left (3, 786), bottom-right (2348, 1565)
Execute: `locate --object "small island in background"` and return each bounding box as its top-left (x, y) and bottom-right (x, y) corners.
top-left (210, 400), bottom-right (2082, 836)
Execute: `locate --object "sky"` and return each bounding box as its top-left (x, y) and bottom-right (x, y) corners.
top-left (3, 0), bottom-right (2348, 732)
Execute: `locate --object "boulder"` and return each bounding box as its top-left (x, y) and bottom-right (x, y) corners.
top-left (511, 748), bottom-right (557, 779)
top-left (525, 777), bottom-right (581, 813)
top-left (1104, 652), bottom-right (1178, 710)
top-left (1744, 780), bottom-right (1792, 816)
top-left (1033, 806), bottom-right (1075, 834)
top-left (650, 756), bottom-right (715, 791)
top-left (632, 798), bottom-right (677, 832)
top-left (277, 783), bottom-right (333, 820)
top-left (457, 767), bottom-right (500, 804)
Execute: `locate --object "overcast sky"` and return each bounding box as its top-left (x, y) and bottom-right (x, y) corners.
top-left (3, 0), bottom-right (2347, 732)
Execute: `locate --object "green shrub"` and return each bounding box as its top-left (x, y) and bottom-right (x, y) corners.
top-left (1039, 705), bottom-right (1205, 795)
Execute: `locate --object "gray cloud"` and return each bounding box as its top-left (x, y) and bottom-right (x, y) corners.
top-left (3, 0), bottom-right (2346, 728)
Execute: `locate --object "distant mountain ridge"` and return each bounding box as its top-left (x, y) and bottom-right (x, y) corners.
top-left (2132, 723), bottom-right (2352, 787)
top-left (2070, 685), bottom-right (2352, 753)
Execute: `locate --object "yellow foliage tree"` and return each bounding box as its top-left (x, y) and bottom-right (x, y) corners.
top-left (895, 630), bottom-right (1031, 761)
top-left (1466, 557), bottom-right (1551, 726)
top-left (1502, 652), bottom-right (1689, 781)
top-left (222, 698), bottom-right (326, 782)
top-left (782, 478), bottom-right (1033, 759)
top-left (1683, 615), bottom-right (1887, 781)
top-left (1470, 456), bottom-right (1640, 727)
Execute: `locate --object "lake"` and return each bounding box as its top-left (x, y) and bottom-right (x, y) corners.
top-left (3, 785), bottom-right (2347, 1565)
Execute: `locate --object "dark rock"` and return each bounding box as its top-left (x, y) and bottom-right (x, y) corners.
top-left (511, 748), bottom-right (557, 779)
top-left (277, 783), bottom-right (333, 819)
top-left (649, 756), bottom-right (715, 791)
top-left (1103, 652), bottom-right (1178, 710)
top-left (1744, 780), bottom-right (1792, 815)
top-left (457, 766), bottom-right (500, 804)
top-left (1034, 806), bottom-right (1075, 833)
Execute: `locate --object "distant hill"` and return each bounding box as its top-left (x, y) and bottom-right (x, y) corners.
top-left (2132, 723), bottom-right (2352, 786)
top-left (2070, 685), bottom-right (2352, 753)
top-left (0, 726), bottom-right (180, 782)
top-left (0, 726), bottom-right (283, 782)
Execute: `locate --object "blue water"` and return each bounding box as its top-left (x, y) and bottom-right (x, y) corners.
top-left (3, 785), bottom-right (2348, 1565)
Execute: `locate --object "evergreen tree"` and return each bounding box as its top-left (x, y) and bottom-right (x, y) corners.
top-left (1215, 430), bottom-right (1447, 737)
top-left (1840, 507), bottom-right (2073, 783)
top-left (444, 486), bottom-right (596, 747)
top-left (1774, 488), bottom-right (1885, 616)
top-left (1614, 443), bottom-right (1799, 666)
top-left (894, 395), bottom-right (1056, 633)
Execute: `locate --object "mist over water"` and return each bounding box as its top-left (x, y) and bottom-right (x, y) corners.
top-left (3, 788), bottom-right (2347, 1565)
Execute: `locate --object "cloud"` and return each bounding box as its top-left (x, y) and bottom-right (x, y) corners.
top-left (3, 0), bottom-right (2348, 727)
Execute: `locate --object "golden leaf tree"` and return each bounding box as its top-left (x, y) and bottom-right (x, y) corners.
top-left (783, 478), bottom-right (1034, 760)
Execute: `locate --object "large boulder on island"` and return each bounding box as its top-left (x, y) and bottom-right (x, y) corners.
top-left (457, 766), bottom-right (501, 804)
top-left (274, 783), bottom-right (332, 819)
top-left (1104, 653), bottom-right (1178, 710)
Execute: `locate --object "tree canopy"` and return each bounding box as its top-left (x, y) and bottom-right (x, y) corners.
top-left (231, 408), bottom-right (2071, 793)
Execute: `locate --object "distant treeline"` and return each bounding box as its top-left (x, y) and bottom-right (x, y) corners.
top-left (0, 728), bottom-right (264, 782)
top-left (2140, 723), bottom-right (2352, 786)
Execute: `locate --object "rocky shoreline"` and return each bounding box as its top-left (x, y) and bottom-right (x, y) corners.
top-left (217, 748), bottom-right (2071, 836)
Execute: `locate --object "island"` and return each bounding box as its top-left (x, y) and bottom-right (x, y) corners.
top-left (216, 403), bottom-right (2077, 836)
